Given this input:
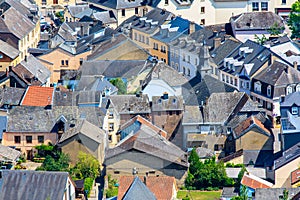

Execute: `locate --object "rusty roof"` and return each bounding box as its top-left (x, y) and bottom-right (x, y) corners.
top-left (21, 86), bottom-right (54, 107)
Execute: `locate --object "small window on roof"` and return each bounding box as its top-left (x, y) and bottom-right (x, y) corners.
top-left (292, 107), bottom-right (298, 115)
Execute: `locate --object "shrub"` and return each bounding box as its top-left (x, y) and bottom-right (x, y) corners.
top-left (84, 177), bottom-right (94, 197)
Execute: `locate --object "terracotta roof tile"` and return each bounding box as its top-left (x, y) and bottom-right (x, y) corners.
top-left (291, 169), bottom-right (300, 185)
top-left (118, 176), bottom-right (176, 200)
top-left (21, 86), bottom-right (54, 107)
top-left (241, 173), bottom-right (273, 189)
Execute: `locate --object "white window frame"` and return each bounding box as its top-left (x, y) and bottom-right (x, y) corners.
top-left (267, 85), bottom-right (272, 97)
top-left (287, 86), bottom-right (293, 95)
top-left (254, 81), bottom-right (261, 93)
top-left (292, 107), bottom-right (298, 115)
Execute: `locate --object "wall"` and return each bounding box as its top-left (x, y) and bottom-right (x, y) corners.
top-left (274, 157), bottom-right (300, 188)
top-left (235, 127), bottom-right (273, 151)
top-left (150, 38), bottom-right (168, 63)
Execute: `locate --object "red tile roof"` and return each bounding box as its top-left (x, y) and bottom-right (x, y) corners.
top-left (291, 169), bottom-right (300, 185)
top-left (241, 173), bottom-right (273, 189)
top-left (21, 86), bottom-right (54, 107)
top-left (234, 116), bottom-right (270, 139)
top-left (118, 176), bottom-right (176, 200)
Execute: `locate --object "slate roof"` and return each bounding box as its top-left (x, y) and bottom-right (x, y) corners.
top-left (218, 40), bottom-right (272, 78)
top-left (77, 90), bottom-right (102, 105)
top-left (106, 121), bottom-right (188, 167)
top-left (80, 60), bottom-right (149, 79)
top-left (0, 116), bottom-right (7, 140)
top-left (76, 76), bottom-right (118, 94)
top-left (281, 92), bottom-right (300, 107)
top-left (274, 142), bottom-right (300, 170)
top-left (0, 170), bottom-right (70, 200)
top-left (182, 75), bottom-right (237, 106)
top-left (131, 8), bottom-right (173, 35)
top-left (108, 94), bottom-right (151, 114)
top-left (15, 54), bottom-right (51, 84)
top-left (0, 0), bottom-right (37, 40)
top-left (204, 92), bottom-right (247, 124)
top-left (182, 105), bottom-right (202, 124)
top-left (122, 176), bottom-right (156, 200)
top-left (7, 106), bottom-right (78, 132)
top-left (0, 87), bottom-right (25, 106)
top-left (241, 173), bottom-right (273, 189)
top-left (87, 34), bottom-right (149, 61)
top-left (231, 12), bottom-right (284, 31)
top-left (255, 188), bottom-right (300, 200)
top-left (78, 106), bottom-right (105, 128)
top-left (210, 37), bottom-right (241, 65)
top-left (118, 176), bottom-right (176, 200)
top-left (0, 39), bottom-right (19, 59)
top-left (59, 119), bottom-right (105, 144)
top-left (151, 95), bottom-right (184, 111)
top-left (89, 0), bottom-right (146, 9)
top-left (66, 4), bottom-right (90, 18)
top-left (93, 11), bottom-right (117, 24)
top-left (0, 144), bottom-right (21, 162)
top-left (253, 61), bottom-right (300, 86)
top-left (21, 86), bottom-right (54, 107)
top-left (53, 90), bottom-right (76, 106)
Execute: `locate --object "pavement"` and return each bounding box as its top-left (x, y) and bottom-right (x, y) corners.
top-left (21, 161), bottom-right (42, 170)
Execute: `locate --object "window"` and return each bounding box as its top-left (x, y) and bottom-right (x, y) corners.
top-left (146, 37), bottom-right (149, 45)
top-left (165, 0), bottom-right (168, 4)
top-left (135, 7), bottom-right (138, 15)
top-left (153, 43), bottom-right (158, 50)
top-left (267, 102), bottom-right (272, 110)
top-left (200, 7), bottom-right (205, 13)
top-left (38, 136), bottom-right (44, 143)
top-left (261, 2), bottom-right (268, 11)
top-left (175, 50), bottom-right (178, 58)
top-left (61, 60), bottom-right (64, 66)
top-left (254, 81), bottom-right (261, 93)
top-left (187, 69), bottom-right (191, 76)
top-left (183, 67), bottom-right (186, 75)
top-left (161, 45), bottom-right (166, 53)
top-left (109, 123), bottom-right (114, 131)
top-left (230, 77), bottom-right (233, 85)
top-left (195, 58), bottom-right (198, 65)
top-left (14, 136), bottom-right (21, 144)
top-left (246, 82), bottom-right (250, 89)
top-left (53, 0), bottom-right (58, 4)
top-left (252, 2), bottom-right (259, 11)
top-left (182, 53), bottom-right (185, 61)
top-left (287, 86), bottom-right (293, 95)
top-left (222, 74), bottom-right (225, 82)
top-left (226, 75), bottom-right (229, 83)
top-left (26, 136), bottom-right (32, 144)
top-left (282, 0), bottom-right (286, 4)
top-left (175, 63), bottom-right (179, 71)
top-left (296, 84), bottom-right (300, 92)
top-left (134, 33), bottom-right (137, 40)
top-left (187, 55), bottom-right (190, 63)
top-left (234, 78), bottom-right (237, 86)
top-left (267, 85), bottom-right (272, 97)
top-left (0, 54), bottom-right (3, 59)
top-left (65, 60), bottom-right (69, 66)
top-left (122, 9), bottom-right (126, 17)
top-left (200, 19), bottom-right (205, 25)
top-left (292, 107), bottom-right (298, 115)
top-left (171, 61), bottom-right (174, 68)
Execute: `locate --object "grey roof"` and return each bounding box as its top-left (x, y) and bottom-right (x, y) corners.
top-left (210, 37), bottom-right (241, 65)
top-left (66, 4), bottom-right (90, 18)
top-left (109, 94), bottom-right (151, 114)
top-left (80, 60), bottom-right (149, 78)
top-left (231, 12), bottom-right (284, 31)
top-left (53, 90), bottom-right (77, 106)
top-left (78, 106), bottom-right (105, 128)
top-left (57, 22), bottom-right (77, 42)
top-left (76, 76), bottom-right (118, 93)
top-left (221, 187), bottom-right (239, 199)
top-left (78, 90), bottom-right (102, 105)
top-left (0, 39), bottom-right (19, 59)
top-left (205, 92), bottom-right (246, 124)
top-left (255, 188), bottom-right (300, 200)
top-left (19, 54), bottom-right (51, 84)
top-left (0, 170), bottom-right (70, 200)
top-left (148, 62), bottom-right (189, 87)
top-left (0, 0), bottom-right (38, 40)
top-left (123, 176), bottom-right (156, 200)
top-left (151, 95), bottom-right (184, 111)
top-left (0, 144), bottom-right (21, 162)
top-left (131, 8), bottom-right (173, 34)
top-left (0, 116), bottom-right (7, 140)
top-left (182, 75), bottom-right (237, 106)
top-left (93, 11), bottom-right (117, 24)
top-left (274, 142), bottom-right (300, 170)
top-left (0, 87), bottom-right (25, 106)
top-left (90, 0), bottom-right (145, 9)
top-left (7, 106), bottom-right (78, 132)
top-left (182, 105), bottom-right (202, 124)
top-left (195, 147), bottom-right (214, 158)
top-left (243, 150), bottom-right (273, 167)
top-left (59, 119), bottom-right (105, 143)
top-left (264, 35), bottom-right (291, 47)
top-left (281, 92), bottom-right (300, 107)
top-left (106, 120), bottom-right (188, 167)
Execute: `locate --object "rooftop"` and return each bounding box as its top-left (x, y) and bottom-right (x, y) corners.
top-left (21, 86), bottom-right (54, 107)
top-left (241, 173), bottom-right (273, 189)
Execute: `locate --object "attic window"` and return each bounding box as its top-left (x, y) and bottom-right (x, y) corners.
top-left (267, 85), bottom-right (272, 97)
top-left (292, 107), bottom-right (298, 115)
top-left (287, 86), bottom-right (293, 95)
top-left (0, 54), bottom-right (3, 59)
top-left (296, 84), bottom-right (300, 92)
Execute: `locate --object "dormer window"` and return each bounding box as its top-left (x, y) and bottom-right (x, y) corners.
top-left (0, 54), bottom-right (3, 59)
top-left (296, 84), bottom-right (300, 92)
top-left (287, 85), bottom-right (293, 95)
top-left (292, 107), bottom-right (298, 115)
top-left (267, 85), bottom-right (272, 97)
top-left (254, 81), bottom-right (261, 93)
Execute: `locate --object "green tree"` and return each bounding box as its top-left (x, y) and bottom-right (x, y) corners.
top-left (280, 188), bottom-right (289, 200)
top-left (235, 166), bottom-right (247, 187)
top-left (37, 152), bottom-right (70, 171)
top-left (71, 152), bottom-right (100, 180)
top-left (288, 0), bottom-right (300, 39)
top-left (268, 22), bottom-right (285, 36)
top-left (110, 78), bottom-right (127, 94)
top-left (254, 34), bottom-right (267, 45)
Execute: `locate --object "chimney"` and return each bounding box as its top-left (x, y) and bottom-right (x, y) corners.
top-left (189, 21), bottom-right (195, 34)
top-left (24, 55), bottom-right (27, 62)
top-left (213, 37), bottom-right (221, 49)
top-left (294, 61), bottom-right (298, 70)
top-left (162, 92), bottom-right (168, 100)
top-left (80, 25), bottom-right (84, 37)
top-left (213, 30), bottom-right (218, 37)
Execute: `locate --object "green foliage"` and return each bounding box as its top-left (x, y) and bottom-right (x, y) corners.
top-left (36, 152), bottom-right (70, 171)
top-left (268, 22), bottom-right (284, 36)
top-left (109, 78), bottom-right (127, 94)
top-left (105, 175), bottom-right (118, 198)
top-left (288, 1), bottom-right (300, 39)
top-left (185, 149), bottom-right (234, 190)
top-left (226, 163), bottom-right (245, 168)
top-left (71, 152), bottom-right (100, 180)
top-left (236, 166), bottom-right (247, 187)
top-left (239, 185), bottom-right (249, 200)
top-left (55, 11), bottom-right (64, 23)
top-left (35, 143), bottom-right (54, 158)
top-left (254, 34), bottom-right (267, 45)
top-left (280, 188), bottom-right (289, 200)
top-left (84, 177), bottom-right (94, 197)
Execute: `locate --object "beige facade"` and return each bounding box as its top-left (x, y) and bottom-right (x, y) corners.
top-left (38, 48), bottom-right (91, 83)
top-left (274, 157), bottom-right (300, 188)
top-left (2, 132), bottom-right (57, 159)
top-left (235, 127), bottom-right (273, 151)
top-left (35, 0), bottom-right (76, 8)
top-left (150, 38), bottom-right (168, 63)
top-left (131, 29), bottom-right (152, 52)
top-left (0, 55), bottom-right (20, 72)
